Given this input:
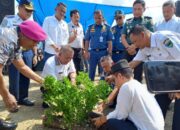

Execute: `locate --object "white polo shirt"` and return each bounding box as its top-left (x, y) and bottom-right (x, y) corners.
top-left (68, 21), bottom-right (84, 48)
top-left (107, 79), bottom-right (164, 130)
top-left (42, 56), bottom-right (76, 80)
top-left (134, 31), bottom-right (180, 61)
top-left (43, 16), bottom-right (69, 54)
top-left (154, 15), bottom-right (180, 33)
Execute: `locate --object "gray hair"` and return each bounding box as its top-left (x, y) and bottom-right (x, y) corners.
top-left (59, 45), bottom-right (74, 55)
top-left (163, 0), bottom-right (175, 8)
top-left (100, 55), bottom-right (113, 64)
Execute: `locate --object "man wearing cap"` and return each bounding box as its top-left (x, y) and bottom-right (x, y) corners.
top-left (84, 10), bottom-right (113, 81)
top-left (0, 20), bottom-right (46, 129)
top-left (43, 2), bottom-right (69, 64)
top-left (129, 25), bottom-right (180, 130)
top-left (121, 0), bottom-right (154, 83)
top-left (92, 59), bottom-right (164, 130)
top-left (111, 10), bottom-right (126, 62)
top-left (1, 0), bottom-right (37, 106)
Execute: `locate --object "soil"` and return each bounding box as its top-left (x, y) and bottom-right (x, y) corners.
top-left (0, 74), bottom-right (173, 130)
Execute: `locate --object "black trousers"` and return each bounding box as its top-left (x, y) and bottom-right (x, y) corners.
top-left (155, 94), bottom-right (180, 130)
top-left (99, 119), bottom-right (137, 130)
top-left (72, 48), bottom-right (84, 74)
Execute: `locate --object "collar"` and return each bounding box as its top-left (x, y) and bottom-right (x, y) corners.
top-left (54, 15), bottom-right (63, 22)
top-left (55, 55), bottom-right (61, 65)
top-left (133, 16), bottom-right (143, 21)
top-left (70, 21), bottom-right (80, 27)
top-left (150, 33), bottom-right (157, 48)
top-left (163, 15), bottom-right (176, 23)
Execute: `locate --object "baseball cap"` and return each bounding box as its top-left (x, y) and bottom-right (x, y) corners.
top-left (19, 0), bottom-right (34, 10)
top-left (19, 20), bottom-right (47, 42)
top-left (114, 10), bottom-right (124, 17)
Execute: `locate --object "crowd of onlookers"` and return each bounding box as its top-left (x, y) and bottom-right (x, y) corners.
top-left (0, 0), bottom-right (180, 129)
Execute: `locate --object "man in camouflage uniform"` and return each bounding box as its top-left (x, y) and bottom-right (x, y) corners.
top-left (121, 0), bottom-right (154, 82)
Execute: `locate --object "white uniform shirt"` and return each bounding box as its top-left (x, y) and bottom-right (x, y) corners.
top-left (68, 21), bottom-right (84, 48)
top-left (1, 14), bottom-right (33, 28)
top-left (107, 79), bottom-right (164, 130)
top-left (43, 16), bottom-right (69, 54)
top-left (154, 15), bottom-right (180, 33)
top-left (134, 31), bottom-right (180, 61)
top-left (42, 56), bottom-right (76, 80)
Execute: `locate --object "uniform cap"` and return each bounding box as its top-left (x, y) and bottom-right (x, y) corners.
top-left (111, 59), bottom-right (130, 74)
top-left (114, 10), bottom-right (124, 17)
top-left (19, 0), bottom-right (34, 10)
top-left (19, 20), bottom-right (47, 42)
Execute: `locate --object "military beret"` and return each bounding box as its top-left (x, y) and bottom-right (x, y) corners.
top-left (111, 59), bottom-right (130, 74)
top-left (19, 20), bottom-right (47, 42)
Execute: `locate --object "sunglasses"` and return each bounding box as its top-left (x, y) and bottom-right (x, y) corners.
top-left (115, 16), bottom-right (123, 20)
top-left (25, 8), bottom-right (33, 13)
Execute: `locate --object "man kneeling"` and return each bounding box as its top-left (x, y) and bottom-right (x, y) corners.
top-left (92, 59), bottom-right (164, 130)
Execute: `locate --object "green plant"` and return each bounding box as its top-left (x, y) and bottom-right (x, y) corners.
top-left (43, 72), bottom-right (112, 129)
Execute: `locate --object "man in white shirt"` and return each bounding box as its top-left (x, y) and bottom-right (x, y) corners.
top-left (129, 25), bottom-right (180, 130)
top-left (68, 9), bottom-right (84, 73)
top-left (42, 45), bottom-right (76, 83)
top-left (92, 59), bottom-right (164, 130)
top-left (42, 2), bottom-right (69, 64)
top-left (154, 1), bottom-right (180, 33)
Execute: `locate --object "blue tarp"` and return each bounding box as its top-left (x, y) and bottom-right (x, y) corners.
top-left (17, 0), bottom-right (132, 30)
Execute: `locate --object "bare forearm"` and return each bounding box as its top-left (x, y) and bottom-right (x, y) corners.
top-left (107, 87), bottom-right (119, 103)
top-left (121, 35), bottom-right (130, 48)
top-left (84, 41), bottom-right (89, 51)
top-left (0, 73), bottom-right (9, 98)
top-left (129, 60), bottom-right (142, 69)
top-left (107, 41), bottom-right (112, 54)
top-left (69, 72), bottom-right (76, 83)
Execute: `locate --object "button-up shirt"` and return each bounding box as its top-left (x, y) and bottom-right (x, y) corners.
top-left (107, 79), bottom-right (164, 130)
top-left (84, 24), bottom-right (113, 49)
top-left (111, 25), bottom-right (125, 51)
top-left (43, 16), bottom-right (69, 54)
top-left (133, 31), bottom-right (180, 61)
top-left (68, 21), bottom-right (84, 48)
top-left (154, 15), bottom-right (180, 33)
top-left (42, 56), bottom-right (76, 80)
top-left (0, 27), bottom-right (21, 65)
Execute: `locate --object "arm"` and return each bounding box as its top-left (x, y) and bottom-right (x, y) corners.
top-left (0, 64), bottom-right (17, 111)
top-left (129, 60), bottom-right (142, 69)
top-left (107, 41), bottom-right (112, 55)
top-left (12, 59), bottom-right (43, 84)
top-left (69, 72), bottom-right (76, 84)
top-left (121, 34), bottom-right (130, 49)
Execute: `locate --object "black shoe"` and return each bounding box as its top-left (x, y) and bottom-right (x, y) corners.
top-left (18, 98), bottom-right (35, 106)
top-left (42, 102), bottom-right (49, 108)
top-left (0, 119), bottom-right (17, 130)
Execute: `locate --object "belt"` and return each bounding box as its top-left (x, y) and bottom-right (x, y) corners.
top-left (21, 47), bottom-right (28, 52)
top-left (92, 48), bottom-right (107, 52)
top-left (112, 50), bottom-right (124, 54)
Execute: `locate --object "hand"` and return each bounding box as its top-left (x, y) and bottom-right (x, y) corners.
top-left (96, 102), bottom-right (106, 113)
top-left (105, 75), bottom-right (114, 84)
top-left (169, 93), bottom-right (176, 100)
top-left (3, 94), bottom-right (18, 112)
top-left (55, 47), bottom-right (61, 53)
top-left (33, 55), bottom-right (38, 66)
top-left (83, 51), bottom-right (90, 60)
top-left (92, 116), bottom-right (107, 128)
top-left (175, 93), bottom-right (180, 99)
top-left (127, 44), bottom-right (136, 55)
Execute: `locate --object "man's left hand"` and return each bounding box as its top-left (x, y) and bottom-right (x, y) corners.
top-left (92, 116), bottom-right (107, 128)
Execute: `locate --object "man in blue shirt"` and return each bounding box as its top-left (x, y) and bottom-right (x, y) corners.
top-left (111, 10), bottom-right (126, 62)
top-left (84, 10), bottom-right (113, 81)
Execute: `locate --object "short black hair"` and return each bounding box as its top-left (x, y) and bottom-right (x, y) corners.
top-left (163, 0), bottom-right (175, 8)
top-left (70, 9), bottom-right (79, 17)
top-left (129, 25), bottom-right (147, 35)
top-left (94, 10), bottom-right (103, 15)
top-left (133, 0), bottom-right (146, 8)
top-left (115, 68), bottom-right (134, 79)
top-left (56, 2), bottom-right (66, 8)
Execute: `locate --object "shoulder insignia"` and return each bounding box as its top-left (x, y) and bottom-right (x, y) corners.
top-left (163, 39), bottom-right (173, 48)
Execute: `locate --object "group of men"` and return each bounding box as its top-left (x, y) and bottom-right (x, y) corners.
top-left (0, 0), bottom-right (180, 130)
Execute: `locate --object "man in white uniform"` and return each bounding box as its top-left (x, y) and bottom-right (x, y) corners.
top-left (92, 59), bottom-right (164, 130)
top-left (68, 9), bottom-right (84, 73)
top-left (129, 25), bottom-right (180, 130)
top-left (42, 2), bottom-right (69, 64)
top-left (154, 0), bottom-right (180, 33)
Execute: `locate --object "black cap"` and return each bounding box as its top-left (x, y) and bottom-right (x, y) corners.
top-left (114, 10), bottom-right (124, 17)
top-left (111, 59), bottom-right (130, 74)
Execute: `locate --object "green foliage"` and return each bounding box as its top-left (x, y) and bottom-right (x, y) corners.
top-left (43, 72), bottom-right (112, 129)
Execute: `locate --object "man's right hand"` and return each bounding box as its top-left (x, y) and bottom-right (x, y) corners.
top-left (3, 94), bottom-right (18, 112)
top-left (83, 51), bottom-right (90, 60)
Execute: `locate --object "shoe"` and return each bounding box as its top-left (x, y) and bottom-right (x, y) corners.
top-left (0, 119), bottom-right (17, 130)
top-left (18, 98), bottom-right (35, 106)
top-left (42, 102), bottom-right (49, 108)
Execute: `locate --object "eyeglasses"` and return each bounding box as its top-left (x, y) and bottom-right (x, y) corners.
top-left (115, 16), bottom-right (123, 20)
